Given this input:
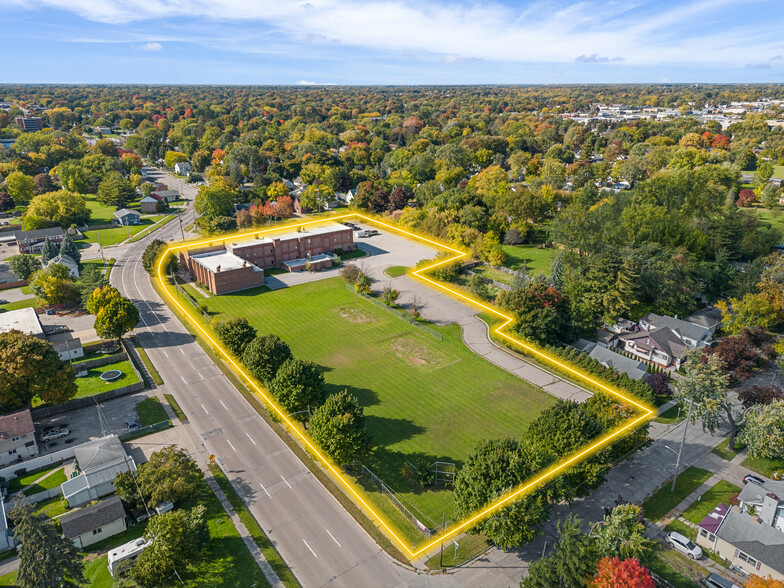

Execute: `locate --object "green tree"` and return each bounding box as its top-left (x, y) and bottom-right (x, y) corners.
top-left (497, 283), bottom-right (575, 346)
top-left (58, 233), bottom-right (81, 263)
top-left (93, 296), bottom-right (139, 339)
top-left (269, 358), bottom-right (326, 416)
top-left (309, 390), bottom-right (372, 465)
top-left (381, 285), bottom-right (400, 306)
top-left (194, 184), bottom-right (236, 220)
top-left (164, 150), bottom-right (188, 169)
top-left (85, 285), bottom-right (122, 315)
top-left (55, 161), bottom-right (90, 194)
top-left (7, 254), bottom-right (40, 280)
top-left (215, 317), bottom-right (257, 357)
top-left (135, 446), bottom-right (203, 507)
top-left (242, 334), bottom-right (292, 384)
top-left (76, 265), bottom-right (106, 307)
top-left (25, 190), bottom-right (89, 227)
top-left (522, 515), bottom-right (597, 588)
top-left (591, 504), bottom-right (655, 564)
top-left (300, 183), bottom-right (333, 213)
top-left (142, 239), bottom-right (177, 276)
top-left (97, 171), bottom-right (134, 208)
top-left (132, 505), bottom-right (208, 587)
top-left (29, 263), bottom-right (78, 305)
top-left (39, 236), bottom-right (58, 265)
top-left (5, 171), bottom-right (35, 203)
top-left (10, 500), bottom-right (84, 588)
top-left (760, 183), bottom-right (781, 211)
top-left (739, 399), bottom-right (784, 459)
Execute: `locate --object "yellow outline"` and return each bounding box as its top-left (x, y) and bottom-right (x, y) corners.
top-left (156, 212), bottom-right (655, 561)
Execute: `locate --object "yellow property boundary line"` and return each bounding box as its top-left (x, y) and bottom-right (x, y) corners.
top-left (156, 212), bottom-right (655, 561)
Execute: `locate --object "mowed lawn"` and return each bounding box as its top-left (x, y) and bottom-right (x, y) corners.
top-left (203, 277), bottom-right (555, 524)
top-left (501, 244), bottom-right (557, 276)
top-left (82, 216), bottom-right (167, 246)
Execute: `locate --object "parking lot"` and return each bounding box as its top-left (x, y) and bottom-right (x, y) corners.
top-left (39, 309), bottom-right (99, 344)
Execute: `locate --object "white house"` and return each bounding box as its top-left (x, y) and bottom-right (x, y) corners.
top-left (173, 162), bottom-right (191, 175)
top-left (638, 313), bottom-right (712, 348)
top-left (46, 254), bottom-right (80, 278)
top-left (61, 436), bottom-right (135, 507)
top-left (60, 495), bottom-right (127, 549)
top-left (0, 409), bottom-right (39, 467)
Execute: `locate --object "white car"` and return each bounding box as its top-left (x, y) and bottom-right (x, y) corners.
top-left (666, 531), bottom-right (702, 559)
top-left (40, 428), bottom-right (70, 442)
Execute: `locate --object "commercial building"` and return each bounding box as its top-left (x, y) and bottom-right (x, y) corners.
top-left (0, 307), bottom-right (45, 338)
top-left (179, 222), bottom-right (354, 295)
top-left (14, 116), bottom-right (43, 132)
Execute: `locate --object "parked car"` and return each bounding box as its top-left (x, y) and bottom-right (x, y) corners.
top-left (154, 500), bottom-right (174, 515)
top-left (357, 230), bottom-right (371, 238)
top-left (743, 474), bottom-right (766, 485)
top-left (704, 573), bottom-right (741, 588)
top-left (40, 428), bottom-right (69, 442)
top-left (666, 531), bottom-right (702, 559)
top-left (125, 419), bottom-right (140, 432)
top-left (367, 229), bottom-right (379, 236)
top-left (0, 300), bottom-right (7, 305)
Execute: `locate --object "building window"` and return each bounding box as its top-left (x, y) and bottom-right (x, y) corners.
top-left (8, 449), bottom-right (16, 455)
top-left (737, 551), bottom-right (757, 567)
top-left (93, 527), bottom-right (103, 535)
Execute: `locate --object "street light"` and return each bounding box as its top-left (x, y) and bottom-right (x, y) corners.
top-left (671, 398), bottom-right (695, 492)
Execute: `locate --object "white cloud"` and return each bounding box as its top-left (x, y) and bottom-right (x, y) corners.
top-left (139, 42), bottom-right (162, 51)
top-left (296, 80), bottom-right (316, 85)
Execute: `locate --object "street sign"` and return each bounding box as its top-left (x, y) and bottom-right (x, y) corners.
top-left (208, 454), bottom-right (215, 464)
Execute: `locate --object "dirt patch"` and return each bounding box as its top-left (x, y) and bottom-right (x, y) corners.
top-left (388, 335), bottom-right (455, 370)
top-left (336, 306), bottom-right (375, 324)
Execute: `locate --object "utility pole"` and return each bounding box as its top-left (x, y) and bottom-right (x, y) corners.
top-left (671, 398), bottom-right (694, 493)
top-left (178, 213), bottom-right (185, 241)
top-left (97, 231), bottom-right (104, 263)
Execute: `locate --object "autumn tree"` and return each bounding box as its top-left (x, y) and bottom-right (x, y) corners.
top-left (93, 296), bottom-right (139, 339)
top-left (590, 557), bottom-right (654, 588)
top-left (25, 190), bottom-right (90, 228)
top-left (745, 576), bottom-right (784, 588)
top-left (85, 284), bottom-right (122, 315)
top-left (591, 504), bottom-right (655, 564)
top-left (739, 385), bottom-right (784, 410)
top-left (5, 171), bottom-right (35, 203)
top-left (29, 263), bottom-right (79, 305)
top-left (0, 330), bottom-right (77, 409)
top-left (0, 190), bottom-right (15, 211)
top-left (194, 183), bottom-right (236, 219)
top-left (497, 282), bottom-right (575, 346)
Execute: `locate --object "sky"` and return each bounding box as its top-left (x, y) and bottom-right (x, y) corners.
top-left (2, 0), bottom-right (784, 85)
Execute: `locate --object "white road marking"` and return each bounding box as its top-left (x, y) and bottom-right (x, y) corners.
top-left (227, 439), bottom-right (237, 453)
top-left (180, 375), bottom-right (187, 384)
top-left (180, 348), bottom-right (187, 356)
top-left (201, 404), bottom-right (209, 414)
top-left (259, 483), bottom-right (271, 498)
top-left (219, 399), bottom-right (228, 410)
top-left (246, 432), bottom-right (256, 445)
top-left (162, 349), bottom-right (169, 358)
top-left (281, 475), bottom-right (292, 489)
top-left (325, 528), bottom-right (341, 548)
top-left (303, 539), bottom-right (318, 558)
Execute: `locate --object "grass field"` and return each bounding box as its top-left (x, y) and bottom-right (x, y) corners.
top-left (641, 467), bottom-right (712, 521)
top-left (743, 453), bottom-right (784, 478)
top-left (9, 464), bottom-right (60, 493)
top-left (681, 480), bottom-right (741, 525)
top-left (199, 277), bottom-right (555, 525)
top-left (73, 359), bottom-right (140, 399)
top-left (0, 298), bottom-right (37, 313)
top-left (500, 244), bottom-right (556, 276)
top-left (82, 216), bottom-right (166, 247)
top-left (471, 265), bottom-right (515, 285)
top-left (753, 206), bottom-right (784, 235)
top-left (136, 397), bottom-right (168, 425)
top-left (85, 196), bottom-right (117, 227)
top-left (654, 403), bottom-right (685, 425)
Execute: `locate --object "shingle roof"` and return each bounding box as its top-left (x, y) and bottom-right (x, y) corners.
top-left (620, 326), bottom-right (687, 359)
top-left (13, 227), bottom-right (64, 241)
top-left (0, 409), bottom-right (35, 439)
top-left (642, 313), bottom-right (711, 342)
top-left (74, 436), bottom-right (127, 471)
top-left (738, 480), bottom-right (784, 505)
top-left (114, 208), bottom-right (140, 218)
top-left (685, 307), bottom-right (723, 329)
top-left (716, 507), bottom-right (784, 574)
top-left (60, 496), bottom-right (125, 538)
top-left (698, 503), bottom-right (728, 534)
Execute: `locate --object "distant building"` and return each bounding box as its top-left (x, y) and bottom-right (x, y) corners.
top-left (61, 436), bottom-right (135, 507)
top-left (113, 209), bottom-right (141, 226)
top-left (14, 116), bottom-right (43, 132)
top-left (570, 339), bottom-right (649, 380)
top-left (0, 409), bottom-right (39, 466)
top-left (14, 226), bottom-right (65, 254)
top-left (150, 189), bottom-right (179, 203)
top-left (173, 162), bottom-right (191, 175)
top-left (60, 495), bottom-right (127, 549)
top-left (139, 195), bottom-right (163, 214)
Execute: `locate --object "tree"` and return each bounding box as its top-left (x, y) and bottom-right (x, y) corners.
top-left (591, 504), bottom-right (655, 564)
top-left (0, 190), bottom-right (15, 212)
top-left (675, 350), bottom-right (739, 448)
top-left (497, 282), bottom-right (575, 346)
top-left (739, 399), bottom-right (784, 459)
top-left (746, 576), bottom-right (784, 588)
top-left (760, 183), bottom-right (781, 211)
top-left (97, 171), bottom-right (134, 208)
top-left (10, 500), bottom-right (84, 588)
top-left (164, 150), bottom-right (188, 169)
top-left (132, 505), bottom-right (208, 587)
top-left (194, 184), bottom-right (236, 219)
top-left (5, 171), bottom-right (35, 203)
top-left (29, 264), bottom-right (78, 305)
top-left (381, 285), bottom-right (400, 306)
top-left (76, 264), bottom-right (105, 306)
top-left (522, 515), bottom-right (597, 588)
top-left (86, 285), bottom-right (122, 315)
top-left (590, 557), bottom-right (654, 588)
top-left (737, 189), bottom-right (757, 207)
top-left (58, 233), bottom-right (81, 263)
top-left (300, 183), bottom-right (333, 213)
top-left (739, 385), bottom-right (784, 410)
top-left (309, 390), bottom-right (372, 465)
top-left (718, 294), bottom-right (782, 334)
top-left (215, 317), bottom-right (257, 357)
top-left (646, 372), bottom-right (672, 398)
top-left (269, 358), bottom-right (326, 415)
top-left (135, 446), bottom-right (203, 507)
top-left (25, 190), bottom-right (89, 227)
top-left (39, 236), bottom-right (58, 265)
top-left (142, 239), bottom-right (177, 276)
top-left (93, 296), bottom-right (139, 339)
top-left (0, 330), bottom-right (77, 409)
top-left (7, 254), bottom-right (40, 280)
top-left (242, 334), bottom-right (293, 384)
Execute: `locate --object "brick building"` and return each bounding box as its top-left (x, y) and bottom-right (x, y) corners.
top-left (14, 227), bottom-right (65, 254)
top-left (180, 222), bottom-right (354, 295)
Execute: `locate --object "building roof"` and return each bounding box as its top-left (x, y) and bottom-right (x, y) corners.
top-left (698, 503), bottom-right (729, 535)
top-left (114, 209), bottom-right (140, 218)
top-left (641, 313), bottom-right (711, 342)
top-left (13, 226), bottom-right (64, 241)
top-left (716, 507), bottom-right (784, 574)
top-left (619, 326), bottom-right (687, 359)
top-left (74, 435), bottom-right (128, 472)
top-left (738, 480), bottom-right (784, 506)
top-left (0, 307), bottom-right (44, 337)
top-left (52, 337), bottom-right (82, 354)
top-left (139, 196), bottom-right (159, 203)
top-left (570, 339), bottom-right (648, 380)
top-left (47, 254), bottom-right (79, 273)
top-left (191, 250), bottom-right (254, 273)
top-left (685, 307), bottom-right (723, 329)
top-left (0, 409), bottom-right (35, 440)
top-left (60, 496), bottom-right (125, 539)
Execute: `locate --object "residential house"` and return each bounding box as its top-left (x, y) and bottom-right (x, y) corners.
top-left (738, 480), bottom-right (784, 533)
top-left (605, 318), bottom-right (637, 334)
top-left (139, 195), bottom-right (163, 214)
top-left (0, 308), bottom-right (44, 338)
top-left (0, 409), bottom-right (38, 466)
top-left (61, 436), bottom-right (136, 507)
top-left (60, 495), bottom-right (127, 549)
top-left (616, 327), bottom-right (688, 369)
top-left (14, 226), bottom-right (65, 254)
top-left (151, 189), bottom-right (179, 203)
top-left (113, 209), bottom-right (141, 226)
top-left (639, 313), bottom-right (713, 348)
top-left (46, 253), bottom-right (80, 278)
top-left (0, 500), bottom-right (13, 553)
top-left (173, 162), bottom-right (191, 175)
top-left (685, 307), bottom-right (724, 335)
top-left (696, 504), bottom-right (784, 581)
top-left (52, 337), bottom-right (84, 362)
top-left (570, 339), bottom-right (649, 380)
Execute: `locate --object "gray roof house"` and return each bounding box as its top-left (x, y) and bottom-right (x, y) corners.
top-left (46, 253), bottom-right (80, 278)
top-left (638, 313), bottom-right (712, 348)
top-left (685, 307), bottom-right (724, 335)
top-left (61, 436), bottom-right (135, 507)
top-left (617, 326), bottom-right (688, 369)
top-left (113, 209), bottom-right (141, 226)
top-left (738, 479), bottom-right (784, 533)
top-left (712, 506), bottom-right (784, 580)
top-left (60, 495), bottom-right (127, 549)
top-left (570, 339), bottom-right (649, 380)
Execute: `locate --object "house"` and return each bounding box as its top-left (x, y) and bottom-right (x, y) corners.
top-left (150, 189), bottom-right (179, 203)
top-left (52, 337), bottom-right (84, 362)
top-left (737, 479), bottom-right (784, 532)
top-left (639, 313), bottom-right (712, 348)
top-left (617, 327), bottom-right (687, 369)
top-left (46, 254), bottom-right (80, 278)
top-left (605, 318), bottom-right (637, 334)
top-left (685, 307), bottom-right (724, 335)
top-left (139, 195), bottom-right (163, 214)
top-left (0, 500), bottom-right (13, 553)
top-left (173, 162), bottom-right (191, 175)
top-left (696, 504), bottom-right (784, 581)
top-left (108, 537), bottom-right (149, 576)
top-left (14, 226), bottom-right (65, 254)
top-left (570, 339), bottom-right (649, 380)
top-left (60, 495), bottom-right (127, 549)
top-left (0, 308), bottom-right (44, 338)
top-left (113, 209), bottom-right (141, 226)
top-left (180, 222), bottom-right (354, 295)
top-left (61, 436), bottom-right (135, 507)
top-left (0, 409), bottom-right (39, 466)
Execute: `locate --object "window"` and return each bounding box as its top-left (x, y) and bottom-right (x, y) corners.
top-left (92, 527), bottom-right (103, 535)
top-left (7, 449), bottom-right (16, 455)
top-left (10, 436), bottom-right (20, 442)
top-left (737, 551), bottom-right (757, 567)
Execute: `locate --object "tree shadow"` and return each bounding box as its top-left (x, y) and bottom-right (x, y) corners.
top-left (364, 415), bottom-right (426, 446)
top-left (322, 382), bottom-right (380, 407)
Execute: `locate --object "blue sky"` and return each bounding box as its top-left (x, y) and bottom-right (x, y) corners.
top-left (2, 0), bottom-right (784, 84)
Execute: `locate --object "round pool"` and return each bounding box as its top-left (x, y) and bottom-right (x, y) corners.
top-left (100, 370), bottom-right (122, 382)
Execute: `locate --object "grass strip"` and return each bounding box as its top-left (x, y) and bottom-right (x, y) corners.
top-left (654, 403), bottom-right (684, 425)
top-left (210, 464), bottom-right (301, 588)
top-left (23, 467), bottom-right (66, 496)
top-left (641, 467), bottom-right (712, 521)
top-left (128, 213), bottom-right (177, 243)
top-left (136, 397), bottom-right (168, 426)
top-left (8, 464), bottom-right (60, 493)
top-left (133, 341), bottom-right (163, 385)
top-left (164, 393), bottom-right (188, 423)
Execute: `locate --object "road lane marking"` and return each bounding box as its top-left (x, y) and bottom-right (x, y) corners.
top-left (162, 349), bottom-right (169, 358)
top-left (227, 440), bottom-right (237, 453)
top-left (280, 475), bottom-right (292, 489)
top-left (325, 528), bottom-right (341, 548)
top-left (303, 539), bottom-right (318, 558)
top-left (201, 404), bottom-right (209, 414)
top-left (180, 375), bottom-right (187, 384)
top-left (219, 399), bottom-right (228, 410)
top-left (259, 483), bottom-right (271, 498)
top-left (180, 348), bottom-right (187, 356)
top-left (246, 433), bottom-right (256, 445)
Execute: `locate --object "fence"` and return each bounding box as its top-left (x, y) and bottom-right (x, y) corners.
top-left (173, 280), bottom-right (210, 321)
top-left (25, 486), bottom-right (64, 505)
top-left (430, 461), bottom-right (456, 486)
top-left (0, 279), bottom-right (28, 291)
top-left (0, 447), bottom-right (75, 481)
top-left (74, 351), bottom-right (128, 371)
top-left (346, 284), bottom-right (444, 342)
top-left (119, 420), bottom-right (172, 442)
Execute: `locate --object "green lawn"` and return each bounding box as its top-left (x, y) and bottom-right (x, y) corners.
top-left (128, 214), bottom-right (177, 243)
top-left (743, 453), bottom-right (784, 478)
top-left (82, 554), bottom-right (114, 587)
top-left (9, 464), bottom-right (60, 493)
top-left (0, 298), bottom-right (37, 313)
top-left (648, 548), bottom-right (708, 588)
top-left (135, 397), bottom-right (167, 426)
top-left (681, 480), bottom-right (741, 525)
top-left (471, 265), bottom-right (515, 286)
top-left (133, 343), bottom-right (163, 385)
top-left (85, 197), bottom-right (117, 227)
top-left (23, 467), bottom-right (66, 496)
top-left (34, 496), bottom-right (71, 519)
top-left (654, 403), bottom-right (685, 425)
top-left (500, 244), bottom-right (556, 276)
top-left (753, 206), bottom-right (784, 235)
top-left (164, 393), bottom-right (188, 423)
top-left (711, 436), bottom-right (745, 461)
top-left (641, 467), bottom-right (712, 521)
top-left (384, 265), bottom-right (408, 278)
top-left (82, 216), bottom-right (166, 247)
top-left (73, 359), bottom-right (140, 400)
top-left (199, 277), bottom-right (556, 525)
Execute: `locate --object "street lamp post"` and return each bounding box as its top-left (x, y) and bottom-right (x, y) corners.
top-left (671, 398), bottom-right (694, 493)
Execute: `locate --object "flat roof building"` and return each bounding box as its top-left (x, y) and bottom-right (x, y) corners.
top-left (0, 308), bottom-right (44, 338)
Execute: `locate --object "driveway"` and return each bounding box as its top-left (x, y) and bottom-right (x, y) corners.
top-left (39, 310), bottom-right (99, 344)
